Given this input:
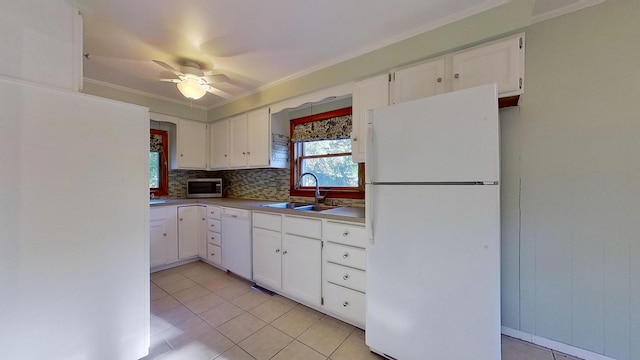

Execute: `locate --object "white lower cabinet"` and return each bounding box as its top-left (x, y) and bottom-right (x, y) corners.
top-left (177, 205), bottom-right (206, 260)
top-left (150, 205), bottom-right (178, 269)
top-left (252, 212), bottom-right (322, 307)
top-left (322, 220), bottom-right (367, 327)
top-left (205, 205), bottom-right (223, 267)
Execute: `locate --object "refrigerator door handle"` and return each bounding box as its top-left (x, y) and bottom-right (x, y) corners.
top-left (365, 111), bottom-right (373, 180)
top-left (365, 183), bottom-right (374, 244)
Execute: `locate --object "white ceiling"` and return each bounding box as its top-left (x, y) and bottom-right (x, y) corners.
top-left (69, 0), bottom-right (510, 109)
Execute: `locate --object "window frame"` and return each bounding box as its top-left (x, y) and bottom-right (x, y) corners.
top-left (289, 107), bottom-right (365, 200)
top-left (150, 129), bottom-right (169, 196)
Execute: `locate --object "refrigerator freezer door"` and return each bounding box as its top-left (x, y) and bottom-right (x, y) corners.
top-left (369, 84), bottom-right (499, 183)
top-left (366, 184), bottom-right (501, 360)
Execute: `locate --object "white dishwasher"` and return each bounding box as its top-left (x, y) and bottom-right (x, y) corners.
top-left (221, 207), bottom-right (252, 280)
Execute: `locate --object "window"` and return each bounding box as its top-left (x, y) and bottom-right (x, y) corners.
top-left (150, 129), bottom-right (169, 196)
top-left (290, 107), bottom-right (364, 199)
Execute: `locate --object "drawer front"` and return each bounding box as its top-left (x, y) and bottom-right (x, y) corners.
top-left (207, 218), bottom-right (221, 233)
top-left (283, 215), bottom-right (322, 239)
top-left (325, 262), bottom-right (366, 293)
top-left (208, 230), bottom-right (221, 246)
top-left (324, 282), bottom-right (365, 325)
top-left (150, 207), bottom-right (166, 221)
top-left (207, 244), bottom-right (222, 265)
top-left (253, 212), bottom-right (282, 232)
top-left (325, 243), bottom-right (366, 270)
top-left (324, 221), bottom-right (367, 248)
top-left (207, 206), bottom-right (221, 220)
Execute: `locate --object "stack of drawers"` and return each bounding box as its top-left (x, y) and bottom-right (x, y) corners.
top-left (206, 205), bottom-right (222, 266)
top-left (322, 220), bottom-right (367, 327)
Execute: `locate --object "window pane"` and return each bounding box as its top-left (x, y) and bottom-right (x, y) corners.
top-left (303, 139), bottom-right (352, 156)
top-left (149, 152), bottom-right (160, 189)
top-left (301, 155), bottom-right (358, 187)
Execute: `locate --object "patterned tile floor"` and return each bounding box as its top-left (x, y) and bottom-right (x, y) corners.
top-left (144, 261), bottom-right (582, 360)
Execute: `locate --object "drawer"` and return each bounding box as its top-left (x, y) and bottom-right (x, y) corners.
top-left (208, 230), bottom-right (221, 246)
top-left (323, 282), bottom-right (365, 325)
top-left (324, 221), bottom-right (367, 248)
top-left (253, 212), bottom-right (281, 232)
top-left (325, 243), bottom-right (366, 270)
top-left (207, 218), bottom-right (221, 233)
top-left (283, 215), bottom-right (322, 239)
top-left (325, 262), bottom-right (366, 293)
top-left (207, 206), bottom-right (221, 220)
top-left (207, 244), bottom-right (222, 265)
top-left (150, 207), bottom-right (165, 221)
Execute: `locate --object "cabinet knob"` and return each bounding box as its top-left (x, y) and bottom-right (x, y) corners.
top-left (179, 218), bottom-right (183, 221)
top-left (342, 252), bottom-right (349, 259)
top-left (276, 249), bottom-right (280, 253)
top-left (180, 154), bottom-right (184, 157)
top-left (242, 152), bottom-right (246, 155)
top-left (343, 231), bottom-right (349, 237)
top-left (163, 233), bottom-right (167, 237)
top-left (343, 301), bottom-right (349, 307)
top-left (343, 274), bottom-right (349, 280)
top-left (247, 151), bottom-right (251, 155)
top-left (454, 73), bottom-right (460, 79)
top-left (353, 137), bottom-right (358, 142)
top-left (224, 154), bottom-right (227, 157)
top-left (282, 250), bottom-right (288, 255)
top-left (437, 77), bottom-right (443, 83)
top-left (202, 218), bottom-right (205, 221)
top-left (210, 252), bottom-right (215, 256)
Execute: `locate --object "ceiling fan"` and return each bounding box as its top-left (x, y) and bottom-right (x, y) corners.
top-left (153, 60), bottom-right (235, 100)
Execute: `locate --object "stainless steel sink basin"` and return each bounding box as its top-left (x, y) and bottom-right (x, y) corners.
top-left (261, 202), bottom-right (313, 209)
top-left (261, 202), bottom-right (340, 212)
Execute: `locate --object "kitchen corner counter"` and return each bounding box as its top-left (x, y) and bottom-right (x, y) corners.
top-left (150, 198), bottom-right (365, 223)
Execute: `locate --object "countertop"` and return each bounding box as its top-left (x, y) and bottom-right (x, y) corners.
top-left (150, 197), bottom-right (365, 224)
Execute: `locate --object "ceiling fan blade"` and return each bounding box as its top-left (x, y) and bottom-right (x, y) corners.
top-left (159, 78), bottom-right (182, 83)
top-left (204, 74), bottom-right (231, 84)
top-left (153, 60), bottom-right (183, 76)
top-left (203, 85), bottom-right (234, 100)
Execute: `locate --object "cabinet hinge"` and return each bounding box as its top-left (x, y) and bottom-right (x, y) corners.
top-left (389, 73), bottom-right (392, 82)
top-left (321, 297), bottom-right (324, 305)
top-left (519, 78), bottom-right (523, 89)
top-left (519, 37), bottom-right (523, 49)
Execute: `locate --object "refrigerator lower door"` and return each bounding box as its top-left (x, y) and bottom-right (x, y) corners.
top-left (366, 184), bottom-right (501, 360)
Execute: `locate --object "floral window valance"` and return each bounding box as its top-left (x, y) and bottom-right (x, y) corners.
top-left (150, 133), bottom-right (164, 152)
top-left (291, 112), bottom-right (352, 143)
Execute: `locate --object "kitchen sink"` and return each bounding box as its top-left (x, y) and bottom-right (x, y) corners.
top-left (261, 202), bottom-right (340, 212)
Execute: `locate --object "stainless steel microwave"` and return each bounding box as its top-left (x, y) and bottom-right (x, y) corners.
top-left (186, 178), bottom-right (223, 198)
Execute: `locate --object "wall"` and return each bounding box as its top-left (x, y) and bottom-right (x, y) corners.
top-left (501, 1), bottom-right (640, 359)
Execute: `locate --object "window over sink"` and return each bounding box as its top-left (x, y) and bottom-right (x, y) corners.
top-left (290, 107), bottom-right (364, 199)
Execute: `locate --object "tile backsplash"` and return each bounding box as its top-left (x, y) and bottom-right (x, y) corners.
top-left (165, 168), bottom-right (364, 207)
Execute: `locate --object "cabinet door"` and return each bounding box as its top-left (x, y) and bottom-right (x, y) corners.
top-left (229, 114), bottom-right (248, 167)
top-left (177, 119), bottom-right (208, 169)
top-left (178, 206), bottom-right (205, 259)
top-left (149, 218), bottom-right (167, 268)
top-left (391, 58), bottom-right (445, 104)
top-left (209, 119), bottom-right (230, 169)
top-left (282, 234), bottom-right (322, 306)
top-left (351, 74), bottom-right (389, 163)
top-left (252, 228), bottom-right (282, 289)
top-left (451, 35), bottom-right (523, 96)
top-left (246, 107), bottom-right (270, 167)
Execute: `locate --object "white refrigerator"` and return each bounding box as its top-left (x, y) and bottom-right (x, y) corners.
top-left (365, 84), bottom-right (501, 360)
top-left (0, 76), bottom-right (151, 359)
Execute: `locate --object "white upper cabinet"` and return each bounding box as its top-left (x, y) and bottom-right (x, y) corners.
top-left (351, 74), bottom-right (389, 163)
top-left (391, 33), bottom-right (525, 105)
top-left (391, 58), bottom-right (445, 104)
top-left (174, 119), bottom-right (208, 169)
top-left (226, 107), bottom-right (288, 169)
top-left (209, 119), bottom-right (230, 170)
top-left (451, 34), bottom-right (524, 96)
top-left (0, 0), bottom-right (83, 91)
top-left (246, 107), bottom-right (271, 167)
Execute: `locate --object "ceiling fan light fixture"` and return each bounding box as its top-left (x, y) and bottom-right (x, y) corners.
top-left (176, 78), bottom-right (206, 100)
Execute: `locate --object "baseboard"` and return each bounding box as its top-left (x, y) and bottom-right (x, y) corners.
top-left (501, 327), bottom-right (616, 360)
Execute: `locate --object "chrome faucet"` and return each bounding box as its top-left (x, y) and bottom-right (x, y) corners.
top-left (295, 172), bottom-right (323, 204)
